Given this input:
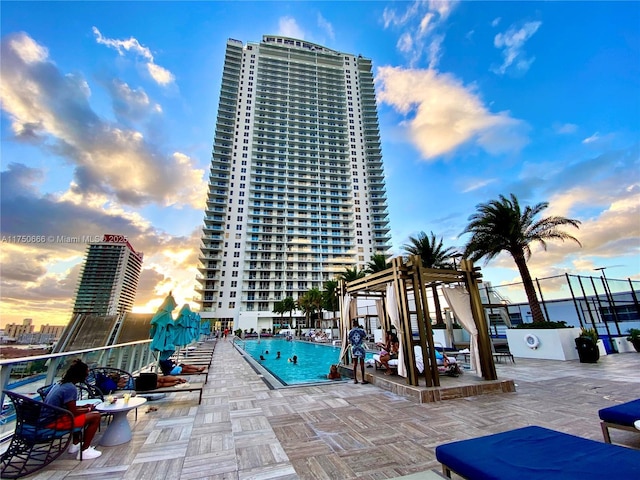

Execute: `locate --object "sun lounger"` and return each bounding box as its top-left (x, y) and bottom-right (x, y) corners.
top-left (435, 425), bottom-right (640, 479)
top-left (136, 382), bottom-right (204, 405)
top-left (599, 398), bottom-right (640, 444)
top-left (373, 345), bottom-right (459, 376)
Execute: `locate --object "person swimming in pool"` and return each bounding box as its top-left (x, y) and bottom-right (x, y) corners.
top-left (288, 355), bottom-right (298, 364)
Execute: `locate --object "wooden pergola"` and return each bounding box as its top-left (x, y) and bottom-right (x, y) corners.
top-left (339, 255), bottom-right (497, 387)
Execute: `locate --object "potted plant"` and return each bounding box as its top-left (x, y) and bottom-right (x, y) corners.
top-left (626, 328), bottom-right (640, 352)
top-left (575, 327), bottom-right (600, 363)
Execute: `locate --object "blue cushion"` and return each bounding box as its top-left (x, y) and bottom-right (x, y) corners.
top-left (435, 425), bottom-right (640, 480)
top-left (598, 399), bottom-right (640, 427)
top-left (19, 424), bottom-right (69, 442)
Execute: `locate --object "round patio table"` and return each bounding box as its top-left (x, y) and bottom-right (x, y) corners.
top-left (95, 396), bottom-right (147, 446)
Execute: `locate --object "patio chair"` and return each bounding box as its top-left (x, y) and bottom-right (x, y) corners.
top-left (599, 398), bottom-right (640, 444)
top-left (373, 345), bottom-right (461, 377)
top-left (87, 367), bottom-right (135, 395)
top-left (0, 390), bottom-right (85, 479)
top-left (435, 425), bottom-right (640, 479)
top-left (37, 382), bottom-right (103, 402)
top-left (87, 367), bottom-right (137, 420)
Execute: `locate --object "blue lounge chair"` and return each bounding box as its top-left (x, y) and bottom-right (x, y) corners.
top-left (599, 398), bottom-right (640, 444)
top-left (435, 425), bottom-right (640, 479)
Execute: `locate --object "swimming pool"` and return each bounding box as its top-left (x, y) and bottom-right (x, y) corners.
top-left (235, 338), bottom-right (350, 386)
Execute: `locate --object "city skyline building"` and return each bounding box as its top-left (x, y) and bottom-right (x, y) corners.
top-left (196, 36), bottom-right (392, 332)
top-left (72, 234), bottom-right (144, 317)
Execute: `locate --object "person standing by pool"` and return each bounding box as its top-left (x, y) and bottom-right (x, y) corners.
top-left (348, 320), bottom-right (369, 384)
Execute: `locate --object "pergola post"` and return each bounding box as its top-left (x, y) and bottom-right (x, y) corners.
top-left (461, 259), bottom-right (497, 381)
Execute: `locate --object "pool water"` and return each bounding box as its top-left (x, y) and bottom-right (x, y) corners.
top-left (237, 338), bottom-right (354, 386)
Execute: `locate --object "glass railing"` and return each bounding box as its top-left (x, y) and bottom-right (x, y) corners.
top-left (0, 339), bottom-right (156, 440)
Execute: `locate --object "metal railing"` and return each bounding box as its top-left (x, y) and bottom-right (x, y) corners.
top-left (0, 339), bottom-right (155, 441)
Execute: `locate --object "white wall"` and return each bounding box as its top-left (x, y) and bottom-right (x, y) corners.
top-left (506, 327), bottom-right (581, 360)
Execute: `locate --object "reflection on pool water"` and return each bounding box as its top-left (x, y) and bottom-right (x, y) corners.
top-left (237, 338), bottom-right (352, 386)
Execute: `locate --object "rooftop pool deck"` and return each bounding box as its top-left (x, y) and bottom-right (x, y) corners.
top-left (7, 337), bottom-right (640, 479)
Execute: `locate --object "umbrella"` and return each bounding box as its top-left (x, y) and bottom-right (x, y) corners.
top-left (149, 293), bottom-right (177, 361)
top-left (200, 319), bottom-right (211, 337)
top-left (174, 304), bottom-right (198, 358)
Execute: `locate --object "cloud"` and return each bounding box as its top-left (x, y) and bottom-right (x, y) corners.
top-left (278, 16), bottom-right (305, 39)
top-left (1, 32), bottom-right (206, 208)
top-left (491, 17), bottom-right (501, 28)
top-left (554, 123), bottom-right (578, 134)
top-left (376, 66), bottom-right (529, 159)
top-left (483, 144), bottom-right (640, 279)
top-left (382, 0), bottom-right (458, 68)
top-left (461, 178), bottom-right (497, 193)
top-left (93, 27), bottom-right (175, 86)
top-left (582, 132), bottom-right (600, 144)
top-left (104, 78), bottom-right (162, 122)
top-left (492, 21), bottom-right (541, 75)
top-left (0, 165), bottom-right (203, 326)
top-left (317, 13), bottom-right (334, 40)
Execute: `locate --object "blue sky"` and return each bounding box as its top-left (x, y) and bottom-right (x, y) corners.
top-left (1, 1), bottom-right (638, 328)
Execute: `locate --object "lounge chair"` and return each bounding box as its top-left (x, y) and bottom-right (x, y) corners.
top-left (435, 425), bottom-right (640, 479)
top-left (598, 398), bottom-right (640, 444)
top-left (373, 346), bottom-right (461, 377)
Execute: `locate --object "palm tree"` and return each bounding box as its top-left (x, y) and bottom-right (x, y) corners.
top-left (402, 231), bottom-right (458, 269)
top-left (461, 193), bottom-right (581, 324)
top-left (402, 231), bottom-right (458, 325)
top-left (339, 265), bottom-right (366, 282)
top-left (296, 293), bottom-right (315, 331)
top-left (365, 253), bottom-right (389, 274)
top-left (322, 279), bottom-right (339, 326)
top-left (281, 297), bottom-right (296, 330)
top-left (306, 288), bottom-right (324, 329)
top-left (272, 300), bottom-right (285, 329)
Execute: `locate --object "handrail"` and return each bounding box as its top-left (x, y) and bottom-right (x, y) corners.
top-left (0, 338), bottom-right (156, 440)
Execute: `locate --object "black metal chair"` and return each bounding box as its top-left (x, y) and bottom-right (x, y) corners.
top-left (38, 382), bottom-right (106, 429)
top-left (86, 367), bottom-right (135, 395)
top-left (0, 390), bottom-right (84, 478)
top-left (87, 367), bottom-right (138, 420)
top-left (37, 382), bottom-right (103, 402)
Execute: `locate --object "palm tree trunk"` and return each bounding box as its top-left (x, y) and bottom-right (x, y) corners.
top-left (512, 250), bottom-right (546, 323)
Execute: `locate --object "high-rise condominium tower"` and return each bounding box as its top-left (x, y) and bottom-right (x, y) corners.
top-left (196, 36), bottom-right (391, 332)
top-left (73, 235), bottom-right (143, 317)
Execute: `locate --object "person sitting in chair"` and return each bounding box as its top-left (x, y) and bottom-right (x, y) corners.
top-left (159, 359), bottom-right (205, 376)
top-left (43, 359), bottom-right (102, 460)
top-left (378, 330), bottom-right (399, 375)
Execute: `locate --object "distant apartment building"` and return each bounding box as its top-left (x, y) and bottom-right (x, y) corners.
top-left (73, 235), bottom-right (143, 317)
top-left (3, 318), bottom-right (34, 339)
top-left (1, 320), bottom-right (65, 344)
top-left (195, 36), bottom-right (392, 332)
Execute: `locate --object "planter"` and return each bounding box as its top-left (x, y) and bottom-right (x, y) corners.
top-left (506, 328), bottom-right (581, 360)
top-left (575, 337), bottom-right (600, 363)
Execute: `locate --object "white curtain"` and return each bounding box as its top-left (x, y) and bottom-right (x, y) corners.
top-left (338, 294), bottom-right (352, 364)
top-left (386, 283), bottom-right (407, 377)
top-left (442, 285), bottom-right (483, 377)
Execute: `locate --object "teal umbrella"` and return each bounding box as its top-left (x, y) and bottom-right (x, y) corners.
top-left (149, 293), bottom-right (177, 361)
top-left (200, 319), bottom-right (211, 337)
top-left (173, 304), bottom-right (199, 358)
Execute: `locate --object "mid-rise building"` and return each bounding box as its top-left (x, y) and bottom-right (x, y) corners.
top-left (195, 36), bottom-right (392, 332)
top-left (73, 234), bottom-right (143, 317)
top-left (3, 318), bottom-right (35, 339)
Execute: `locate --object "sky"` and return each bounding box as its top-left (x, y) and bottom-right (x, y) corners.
top-left (1, 1), bottom-right (639, 329)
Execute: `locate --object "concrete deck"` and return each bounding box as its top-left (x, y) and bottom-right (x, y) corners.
top-left (18, 338), bottom-right (640, 479)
